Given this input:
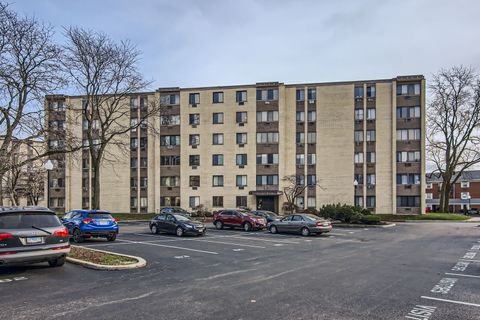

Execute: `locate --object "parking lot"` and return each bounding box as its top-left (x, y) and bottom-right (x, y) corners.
top-left (1, 221), bottom-right (479, 320)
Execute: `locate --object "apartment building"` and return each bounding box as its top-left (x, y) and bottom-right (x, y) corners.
top-left (45, 75), bottom-right (425, 214)
top-left (426, 170), bottom-right (480, 213)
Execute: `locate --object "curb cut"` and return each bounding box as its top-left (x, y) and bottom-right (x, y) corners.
top-left (333, 223), bottom-right (396, 228)
top-left (67, 246), bottom-right (147, 270)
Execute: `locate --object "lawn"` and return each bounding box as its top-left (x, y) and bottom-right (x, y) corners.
top-left (376, 213), bottom-right (470, 221)
top-left (69, 246), bottom-right (138, 265)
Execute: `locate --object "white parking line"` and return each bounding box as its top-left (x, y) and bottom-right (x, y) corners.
top-left (228, 235), bottom-right (300, 244)
top-left (117, 239), bottom-right (219, 255)
top-left (189, 239), bottom-right (266, 248)
top-left (444, 272), bottom-right (480, 279)
top-left (421, 296), bottom-right (480, 307)
top-left (459, 259), bottom-right (480, 263)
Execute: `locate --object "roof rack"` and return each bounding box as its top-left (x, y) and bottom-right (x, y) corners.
top-left (0, 206), bottom-right (52, 212)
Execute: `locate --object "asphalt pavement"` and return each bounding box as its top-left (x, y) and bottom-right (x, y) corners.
top-left (1, 221), bottom-right (479, 320)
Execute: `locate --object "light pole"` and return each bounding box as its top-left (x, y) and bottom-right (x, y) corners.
top-left (44, 160), bottom-right (53, 208)
top-left (353, 179), bottom-right (359, 207)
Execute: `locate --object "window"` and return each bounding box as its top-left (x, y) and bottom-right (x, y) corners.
top-left (236, 112), bottom-right (247, 123)
top-left (354, 86), bottom-right (364, 98)
top-left (130, 197), bottom-right (137, 208)
top-left (354, 174), bottom-right (364, 185)
top-left (296, 154), bottom-right (305, 165)
top-left (296, 111), bottom-right (305, 122)
top-left (366, 130), bottom-right (376, 142)
top-left (212, 112), bottom-right (224, 124)
top-left (130, 178), bottom-right (137, 188)
top-left (366, 152), bottom-right (376, 163)
top-left (256, 175), bottom-right (279, 186)
top-left (354, 131), bottom-right (364, 142)
top-left (461, 181), bottom-right (470, 188)
top-left (236, 91), bottom-right (247, 103)
top-left (366, 174), bottom-right (376, 185)
top-left (236, 175), bottom-right (247, 187)
top-left (295, 197), bottom-right (304, 209)
top-left (130, 138), bottom-right (138, 149)
top-left (160, 196), bottom-right (180, 207)
top-left (396, 151), bottom-right (421, 162)
top-left (212, 154), bottom-right (224, 166)
top-left (396, 129), bottom-right (421, 141)
top-left (236, 196), bottom-right (247, 207)
top-left (257, 111), bottom-right (279, 122)
top-left (130, 97), bottom-right (138, 109)
top-left (160, 155), bottom-right (180, 166)
top-left (140, 177), bottom-right (147, 188)
top-left (189, 134), bottom-right (200, 146)
top-left (140, 157), bottom-right (148, 168)
top-left (307, 111), bottom-right (316, 122)
top-left (160, 176), bottom-right (180, 187)
top-left (189, 93), bottom-right (200, 104)
top-left (256, 154), bottom-right (279, 165)
top-left (256, 89), bottom-right (278, 101)
top-left (396, 84), bottom-right (421, 96)
top-left (236, 154), bottom-right (247, 165)
top-left (307, 175), bottom-right (316, 186)
top-left (426, 193), bottom-right (433, 200)
top-left (257, 132), bottom-right (279, 144)
top-left (307, 132), bottom-right (316, 144)
top-left (212, 196), bottom-right (223, 207)
top-left (189, 176), bottom-right (200, 187)
top-left (296, 175), bottom-right (305, 186)
top-left (160, 94), bottom-right (180, 105)
top-left (367, 86), bottom-right (376, 98)
top-left (354, 152), bottom-right (364, 164)
top-left (160, 135), bottom-right (180, 146)
top-left (160, 115), bottom-right (180, 125)
top-left (140, 197), bottom-right (148, 208)
top-left (140, 137), bottom-right (147, 149)
top-left (367, 108), bottom-right (376, 120)
top-left (236, 133), bottom-right (247, 144)
top-left (296, 133), bottom-right (305, 144)
top-left (307, 197), bottom-right (316, 208)
top-left (189, 196), bottom-right (200, 208)
top-left (396, 174), bottom-right (420, 185)
top-left (213, 92), bottom-right (224, 103)
top-left (354, 109), bottom-right (364, 121)
top-left (212, 175), bottom-right (224, 187)
top-left (189, 113), bottom-right (200, 125)
top-left (296, 89), bottom-right (305, 101)
top-left (366, 196), bottom-right (376, 208)
top-left (397, 106), bottom-right (421, 119)
top-left (49, 140), bottom-right (64, 149)
top-left (461, 192), bottom-right (470, 200)
top-left (212, 133), bottom-right (224, 145)
top-left (397, 196), bottom-right (420, 207)
top-left (307, 88), bottom-right (316, 101)
top-left (426, 182), bottom-right (433, 189)
top-left (355, 196), bottom-right (364, 207)
top-left (189, 155), bottom-right (200, 166)
top-left (307, 154), bottom-right (316, 165)
top-left (131, 157), bottom-right (137, 168)
top-left (139, 96), bottom-right (148, 109)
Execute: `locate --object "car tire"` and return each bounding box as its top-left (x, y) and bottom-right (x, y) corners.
top-left (243, 222), bottom-right (252, 232)
top-left (107, 233), bottom-right (117, 242)
top-left (214, 221), bottom-right (224, 230)
top-left (176, 227), bottom-right (184, 237)
top-left (73, 228), bottom-right (84, 243)
top-left (269, 225), bottom-right (278, 234)
top-left (151, 225), bottom-right (159, 234)
top-left (48, 256), bottom-right (66, 267)
top-left (301, 227), bottom-right (310, 237)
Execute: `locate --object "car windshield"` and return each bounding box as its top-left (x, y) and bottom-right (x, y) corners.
top-left (172, 207), bottom-right (189, 214)
top-left (0, 212), bottom-right (62, 229)
top-left (88, 213), bottom-right (113, 219)
top-left (174, 214), bottom-right (191, 221)
top-left (260, 211), bottom-right (277, 217)
top-left (303, 214), bottom-right (320, 221)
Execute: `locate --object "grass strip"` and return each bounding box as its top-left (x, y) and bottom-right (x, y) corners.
top-left (69, 246), bottom-right (137, 266)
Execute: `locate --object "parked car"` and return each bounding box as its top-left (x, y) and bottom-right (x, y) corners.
top-left (268, 214), bottom-right (332, 236)
top-left (213, 209), bottom-right (267, 231)
top-left (62, 210), bottom-right (118, 243)
top-left (150, 213), bottom-right (206, 237)
top-left (465, 208), bottom-right (480, 215)
top-left (0, 207), bottom-right (70, 267)
top-left (160, 207), bottom-right (192, 217)
top-left (250, 210), bottom-right (282, 225)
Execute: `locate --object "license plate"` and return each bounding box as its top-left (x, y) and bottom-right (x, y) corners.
top-left (98, 221), bottom-right (109, 225)
top-left (26, 237), bottom-right (42, 244)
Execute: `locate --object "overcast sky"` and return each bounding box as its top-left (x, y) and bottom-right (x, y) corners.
top-left (10, 0), bottom-right (480, 89)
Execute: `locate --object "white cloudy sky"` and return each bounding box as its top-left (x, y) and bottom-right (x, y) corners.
top-left (10, 0), bottom-right (480, 89)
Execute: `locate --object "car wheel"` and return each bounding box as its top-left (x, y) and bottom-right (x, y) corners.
top-left (150, 225), bottom-right (158, 234)
top-left (107, 233), bottom-right (117, 242)
top-left (301, 227), bottom-right (310, 237)
top-left (269, 225), bottom-right (278, 234)
top-left (73, 228), bottom-right (84, 243)
top-left (176, 227), bottom-right (184, 237)
top-left (243, 222), bottom-right (252, 232)
top-left (215, 221), bottom-right (224, 230)
top-left (48, 256), bottom-right (66, 267)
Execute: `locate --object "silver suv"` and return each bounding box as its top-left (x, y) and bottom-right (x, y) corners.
top-left (0, 207), bottom-right (70, 267)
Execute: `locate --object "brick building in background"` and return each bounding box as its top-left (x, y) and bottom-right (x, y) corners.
top-left (45, 75), bottom-right (425, 214)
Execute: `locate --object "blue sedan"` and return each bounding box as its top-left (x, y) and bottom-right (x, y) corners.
top-left (61, 210), bottom-right (119, 243)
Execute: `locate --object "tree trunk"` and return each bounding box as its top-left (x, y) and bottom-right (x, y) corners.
top-left (439, 180), bottom-right (452, 213)
top-left (92, 160), bottom-right (101, 209)
top-left (0, 172), bottom-right (3, 206)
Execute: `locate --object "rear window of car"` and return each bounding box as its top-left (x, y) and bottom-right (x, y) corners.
top-left (87, 213), bottom-right (113, 219)
top-left (304, 214), bottom-right (320, 221)
top-left (0, 212), bottom-right (62, 229)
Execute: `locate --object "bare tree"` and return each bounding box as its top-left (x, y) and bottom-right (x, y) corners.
top-left (2, 157), bottom-right (22, 206)
top-left (427, 66), bottom-right (480, 212)
top-left (24, 166), bottom-right (45, 206)
top-left (62, 27), bottom-right (159, 209)
top-left (282, 175), bottom-right (323, 214)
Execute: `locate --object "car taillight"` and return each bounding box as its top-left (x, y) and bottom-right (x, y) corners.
top-left (0, 233), bottom-right (13, 241)
top-left (82, 218), bottom-right (93, 224)
top-left (316, 222), bottom-right (323, 226)
top-left (51, 245), bottom-right (70, 250)
top-left (0, 251), bottom-right (17, 256)
top-left (112, 218), bottom-right (117, 223)
top-left (53, 228), bottom-right (69, 237)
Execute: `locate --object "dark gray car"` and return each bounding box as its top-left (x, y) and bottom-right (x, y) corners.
top-left (268, 214), bottom-right (332, 236)
top-left (0, 207), bottom-right (70, 267)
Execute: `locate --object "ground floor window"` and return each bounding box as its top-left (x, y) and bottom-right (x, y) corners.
top-left (366, 196), bottom-right (376, 208)
top-left (189, 196), bottom-right (200, 208)
top-left (236, 196), bottom-right (247, 207)
top-left (212, 196), bottom-right (223, 207)
top-left (160, 196), bottom-right (180, 207)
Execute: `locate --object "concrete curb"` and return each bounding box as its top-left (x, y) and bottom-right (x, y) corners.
top-left (118, 220), bottom-right (150, 223)
top-left (333, 223), bottom-right (396, 228)
top-left (385, 220), bottom-right (472, 223)
top-left (66, 245), bottom-right (147, 270)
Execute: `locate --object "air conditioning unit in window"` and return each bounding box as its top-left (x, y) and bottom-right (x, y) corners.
top-left (192, 186), bottom-right (198, 190)
top-left (405, 184), bottom-right (412, 189)
top-left (264, 165), bottom-right (271, 168)
top-left (191, 124), bottom-right (197, 128)
top-left (132, 187), bottom-right (137, 190)
top-left (239, 144), bottom-right (245, 148)
top-left (167, 187), bottom-right (172, 190)
top-left (239, 101), bottom-right (245, 105)
top-left (166, 145), bottom-right (173, 149)
top-left (405, 163), bottom-right (412, 167)
top-left (192, 145), bottom-right (197, 149)
top-left (191, 166), bottom-right (197, 169)
top-left (239, 165), bottom-right (245, 168)
top-left (367, 119), bottom-right (374, 123)
top-left (308, 99), bottom-right (315, 104)
top-left (238, 186), bottom-right (245, 190)
top-left (238, 122), bottom-right (245, 127)
top-left (191, 103), bottom-right (197, 108)
top-left (297, 143), bottom-right (304, 147)
top-left (265, 101), bottom-right (270, 105)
